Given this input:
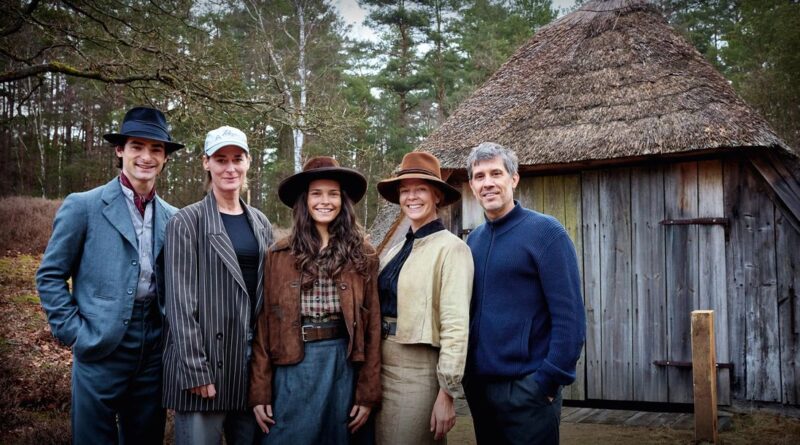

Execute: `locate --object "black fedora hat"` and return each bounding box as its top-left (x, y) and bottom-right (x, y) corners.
top-left (103, 107), bottom-right (184, 153)
top-left (278, 156), bottom-right (367, 207)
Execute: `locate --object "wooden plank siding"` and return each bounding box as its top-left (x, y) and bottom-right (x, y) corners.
top-left (664, 162), bottom-right (700, 404)
top-left (776, 204), bottom-right (800, 404)
top-left (460, 182), bottom-right (484, 232)
top-left (562, 175), bottom-right (585, 401)
top-left (696, 160), bottom-right (731, 405)
top-left (725, 159), bottom-right (782, 402)
top-left (598, 169), bottom-right (635, 400)
top-left (724, 159), bottom-right (748, 401)
top-left (449, 155), bottom-right (800, 405)
top-left (517, 175), bottom-right (586, 400)
top-left (630, 166), bottom-right (668, 402)
top-left (582, 171), bottom-right (603, 400)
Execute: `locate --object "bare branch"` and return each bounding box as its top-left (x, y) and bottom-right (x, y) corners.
top-left (0, 62), bottom-right (174, 84)
top-left (0, 0), bottom-right (40, 37)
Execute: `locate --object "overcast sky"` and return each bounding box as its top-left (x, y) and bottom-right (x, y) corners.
top-left (334, 0), bottom-right (579, 41)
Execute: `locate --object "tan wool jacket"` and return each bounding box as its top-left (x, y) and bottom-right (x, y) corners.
top-left (380, 229), bottom-right (473, 398)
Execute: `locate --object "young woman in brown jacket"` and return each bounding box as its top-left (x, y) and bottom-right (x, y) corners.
top-left (249, 156), bottom-right (381, 444)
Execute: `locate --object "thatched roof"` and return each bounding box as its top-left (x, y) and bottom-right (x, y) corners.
top-left (420, 0), bottom-right (794, 170)
top-left (368, 201), bottom-right (401, 253)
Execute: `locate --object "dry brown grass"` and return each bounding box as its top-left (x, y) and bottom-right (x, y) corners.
top-left (0, 197), bottom-right (62, 255)
top-left (0, 253), bottom-right (71, 444)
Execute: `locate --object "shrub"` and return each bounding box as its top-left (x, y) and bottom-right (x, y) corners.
top-left (0, 197), bottom-right (62, 255)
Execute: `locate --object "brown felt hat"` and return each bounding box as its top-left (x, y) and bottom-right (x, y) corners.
top-left (377, 151), bottom-right (461, 206)
top-left (278, 156), bottom-right (367, 207)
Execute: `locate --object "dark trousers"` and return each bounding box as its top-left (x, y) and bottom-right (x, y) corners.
top-left (71, 299), bottom-right (165, 445)
top-left (174, 410), bottom-right (260, 445)
top-left (464, 373), bottom-right (563, 445)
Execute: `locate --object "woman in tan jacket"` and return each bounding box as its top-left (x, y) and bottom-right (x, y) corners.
top-left (249, 157), bottom-right (381, 444)
top-left (375, 152), bottom-right (473, 444)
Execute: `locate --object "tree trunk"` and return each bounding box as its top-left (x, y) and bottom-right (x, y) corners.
top-left (293, 0), bottom-right (308, 173)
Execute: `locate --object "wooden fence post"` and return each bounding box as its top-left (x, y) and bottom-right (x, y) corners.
top-left (692, 310), bottom-right (718, 443)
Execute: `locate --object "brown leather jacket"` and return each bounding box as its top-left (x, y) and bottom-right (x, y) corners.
top-left (249, 238), bottom-right (382, 407)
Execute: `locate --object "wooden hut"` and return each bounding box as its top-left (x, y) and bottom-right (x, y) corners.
top-left (371, 0), bottom-right (800, 406)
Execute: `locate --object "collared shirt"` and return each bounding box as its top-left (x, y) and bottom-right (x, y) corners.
top-left (378, 218), bottom-right (446, 317)
top-left (120, 172), bottom-right (156, 216)
top-left (119, 177), bottom-right (157, 301)
top-left (300, 271), bottom-right (342, 322)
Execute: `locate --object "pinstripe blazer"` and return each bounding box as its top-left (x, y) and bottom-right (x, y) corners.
top-left (162, 192), bottom-right (273, 411)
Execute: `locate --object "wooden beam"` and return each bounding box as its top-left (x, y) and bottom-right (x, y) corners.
top-left (659, 217), bottom-right (729, 226)
top-left (692, 310), bottom-right (718, 443)
top-left (749, 152), bottom-right (800, 233)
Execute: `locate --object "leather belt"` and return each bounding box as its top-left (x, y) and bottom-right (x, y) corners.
top-left (301, 321), bottom-right (347, 342)
top-left (381, 319), bottom-right (397, 339)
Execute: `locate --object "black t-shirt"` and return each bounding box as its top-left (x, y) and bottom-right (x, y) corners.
top-left (220, 212), bottom-right (259, 320)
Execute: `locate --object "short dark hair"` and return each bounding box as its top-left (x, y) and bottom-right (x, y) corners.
top-left (114, 140), bottom-right (127, 169)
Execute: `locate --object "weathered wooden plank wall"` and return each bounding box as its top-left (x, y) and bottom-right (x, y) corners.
top-left (630, 166), bottom-right (668, 402)
top-left (724, 160), bottom-right (748, 401)
top-left (582, 171), bottom-right (603, 400)
top-left (664, 162), bottom-right (700, 403)
top-left (453, 155), bottom-right (799, 405)
top-left (580, 161), bottom-right (731, 404)
top-left (724, 159), bottom-right (782, 402)
top-left (460, 182), bottom-right (484, 231)
top-left (599, 170), bottom-right (634, 400)
top-left (563, 175), bottom-right (585, 401)
top-left (517, 175), bottom-right (586, 400)
top-left (776, 204), bottom-right (800, 404)
top-left (696, 161), bottom-right (731, 405)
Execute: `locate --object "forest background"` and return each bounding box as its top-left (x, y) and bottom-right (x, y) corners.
top-left (1, 0), bottom-right (798, 229)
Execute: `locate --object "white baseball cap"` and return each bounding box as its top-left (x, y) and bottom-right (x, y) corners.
top-left (204, 126), bottom-right (249, 156)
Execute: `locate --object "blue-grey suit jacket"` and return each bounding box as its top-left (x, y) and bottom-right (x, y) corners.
top-left (36, 177), bottom-right (177, 362)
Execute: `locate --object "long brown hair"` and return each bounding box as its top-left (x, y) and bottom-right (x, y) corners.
top-left (289, 188), bottom-right (370, 278)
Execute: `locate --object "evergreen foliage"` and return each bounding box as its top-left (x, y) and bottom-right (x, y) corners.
top-left (1, 0), bottom-right (796, 226)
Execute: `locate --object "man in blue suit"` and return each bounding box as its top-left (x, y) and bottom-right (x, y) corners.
top-left (36, 107), bottom-right (184, 444)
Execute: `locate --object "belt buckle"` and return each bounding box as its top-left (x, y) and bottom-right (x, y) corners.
top-left (301, 324), bottom-right (316, 342)
top-left (381, 320), bottom-right (390, 339)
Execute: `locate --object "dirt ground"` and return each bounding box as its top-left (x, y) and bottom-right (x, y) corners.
top-left (1, 252), bottom-right (799, 444)
top-left (447, 413), bottom-right (800, 444)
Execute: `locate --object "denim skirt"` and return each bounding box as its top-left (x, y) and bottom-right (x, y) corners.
top-left (261, 337), bottom-right (354, 445)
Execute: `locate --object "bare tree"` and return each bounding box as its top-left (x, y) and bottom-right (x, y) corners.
top-left (0, 0), bottom-right (282, 109)
top-left (241, 0), bottom-right (341, 172)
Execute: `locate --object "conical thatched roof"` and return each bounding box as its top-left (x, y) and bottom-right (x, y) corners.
top-left (420, 0), bottom-right (793, 170)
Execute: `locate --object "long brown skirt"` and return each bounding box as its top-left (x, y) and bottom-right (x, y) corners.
top-left (375, 339), bottom-right (444, 445)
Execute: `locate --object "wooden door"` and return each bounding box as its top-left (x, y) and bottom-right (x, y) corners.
top-left (581, 161), bottom-right (730, 403)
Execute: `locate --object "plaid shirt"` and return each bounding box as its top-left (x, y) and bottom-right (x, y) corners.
top-left (301, 273), bottom-right (342, 322)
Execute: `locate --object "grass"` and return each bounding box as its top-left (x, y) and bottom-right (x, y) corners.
top-left (0, 255), bottom-right (41, 288)
top-left (0, 252), bottom-right (72, 444)
top-left (0, 196), bottom-right (61, 255)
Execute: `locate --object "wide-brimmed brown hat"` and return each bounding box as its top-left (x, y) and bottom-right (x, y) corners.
top-left (278, 156), bottom-right (367, 207)
top-left (377, 151), bottom-right (461, 206)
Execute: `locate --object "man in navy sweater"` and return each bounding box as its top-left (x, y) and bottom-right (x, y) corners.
top-left (463, 142), bottom-right (586, 445)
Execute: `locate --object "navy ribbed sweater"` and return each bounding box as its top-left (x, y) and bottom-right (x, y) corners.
top-left (466, 201), bottom-right (586, 397)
